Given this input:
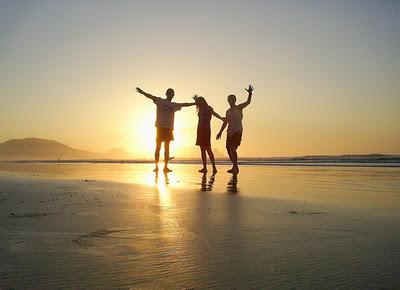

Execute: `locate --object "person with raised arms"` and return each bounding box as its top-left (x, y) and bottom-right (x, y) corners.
top-left (216, 85), bottom-right (254, 174)
top-left (136, 87), bottom-right (195, 172)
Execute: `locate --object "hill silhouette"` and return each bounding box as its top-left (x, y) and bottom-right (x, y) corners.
top-left (1, 138), bottom-right (397, 163)
top-left (0, 138), bottom-right (104, 160)
top-left (0, 138), bottom-right (226, 161)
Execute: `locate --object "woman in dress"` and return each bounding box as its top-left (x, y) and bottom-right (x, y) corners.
top-left (193, 95), bottom-right (225, 174)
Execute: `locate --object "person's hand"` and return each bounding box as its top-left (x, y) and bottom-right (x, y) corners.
top-left (245, 84), bottom-right (254, 94)
top-left (192, 94), bottom-right (200, 104)
top-left (216, 132), bottom-right (222, 140)
top-left (136, 87), bottom-right (144, 94)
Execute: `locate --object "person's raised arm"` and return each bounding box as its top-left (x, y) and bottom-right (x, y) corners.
top-left (237, 84), bottom-right (254, 109)
top-left (180, 102), bottom-right (196, 108)
top-left (136, 87), bottom-right (157, 102)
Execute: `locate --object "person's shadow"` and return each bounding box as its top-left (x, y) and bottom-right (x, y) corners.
top-left (227, 173), bottom-right (239, 193)
top-left (200, 173), bottom-right (216, 192)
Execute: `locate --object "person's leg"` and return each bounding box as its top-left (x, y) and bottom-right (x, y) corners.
top-left (231, 132), bottom-right (241, 174)
top-left (154, 141), bottom-right (162, 171)
top-left (227, 146), bottom-right (239, 173)
top-left (226, 134), bottom-right (234, 164)
top-left (226, 146), bottom-right (233, 162)
top-left (206, 147), bottom-right (217, 174)
top-left (226, 146), bottom-right (234, 172)
top-left (231, 147), bottom-right (239, 173)
top-left (199, 146), bottom-right (207, 173)
top-left (163, 141), bottom-right (172, 172)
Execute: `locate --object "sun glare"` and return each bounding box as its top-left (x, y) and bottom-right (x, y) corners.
top-left (127, 108), bottom-right (195, 158)
top-left (125, 111), bottom-right (156, 157)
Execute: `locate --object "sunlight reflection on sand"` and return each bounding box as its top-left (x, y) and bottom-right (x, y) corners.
top-left (1, 163), bottom-right (400, 288)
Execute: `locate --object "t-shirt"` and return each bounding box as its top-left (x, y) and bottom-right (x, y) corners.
top-left (226, 106), bottom-right (243, 136)
top-left (153, 97), bottom-right (182, 129)
top-left (198, 106), bottom-right (213, 129)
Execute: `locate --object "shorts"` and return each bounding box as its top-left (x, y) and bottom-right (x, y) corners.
top-left (156, 127), bottom-right (174, 142)
top-left (196, 127), bottom-right (211, 147)
top-left (226, 131), bottom-right (242, 148)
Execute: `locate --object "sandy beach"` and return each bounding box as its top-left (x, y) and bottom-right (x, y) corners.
top-left (1, 163), bottom-right (400, 289)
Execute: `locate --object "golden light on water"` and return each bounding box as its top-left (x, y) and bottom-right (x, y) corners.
top-left (140, 170), bottom-right (180, 205)
top-left (155, 172), bottom-right (168, 186)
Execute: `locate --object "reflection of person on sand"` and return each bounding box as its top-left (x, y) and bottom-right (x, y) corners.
top-left (217, 85), bottom-right (254, 174)
top-left (136, 87), bottom-right (195, 172)
top-left (155, 171), bottom-right (169, 186)
top-left (200, 173), bottom-right (216, 192)
top-left (227, 173), bottom-right (239, 193)
top-left (193, 95), bottom-right (225, 174)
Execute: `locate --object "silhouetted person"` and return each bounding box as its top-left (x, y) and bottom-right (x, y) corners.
top-left (193, 95), bottom-right (225, 174)
top-left (217, 85), bottom-right (254, 174)
top-left (136, 87), bottom-right (195, 172)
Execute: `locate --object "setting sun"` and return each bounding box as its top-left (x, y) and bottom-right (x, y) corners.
top-left (127, 110), bottom-right (156, 157)
top-left (126, 106), bottom-right (197, 158)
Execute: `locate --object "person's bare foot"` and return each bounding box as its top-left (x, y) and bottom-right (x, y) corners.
top-left (227, 166), bottom-right (239, 174)
top-left (212, 167), bottom-right (217, 175)
top-left (198, 168), bottom-right (207, 173)
top-left (153, 167), bottom-right (159, 172)
top-left (163, 167), bottom-right (172, 173)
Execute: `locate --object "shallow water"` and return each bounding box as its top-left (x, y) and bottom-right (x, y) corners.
top-left (1, 163), bottom-right (400, 289)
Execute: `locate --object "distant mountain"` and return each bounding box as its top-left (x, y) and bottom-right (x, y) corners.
top-left (0, 138), bottom-right (225, 161)
top-left (0, 138), bottom-right (103, 160)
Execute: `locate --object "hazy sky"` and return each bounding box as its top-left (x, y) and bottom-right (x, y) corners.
top-left (1, 0), bottom-right (399, 157)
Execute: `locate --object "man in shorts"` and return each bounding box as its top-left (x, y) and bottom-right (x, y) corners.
top-left (216, 85), bottom-right (254, 174)
top-left (136, 87), bottom-right (195, 172)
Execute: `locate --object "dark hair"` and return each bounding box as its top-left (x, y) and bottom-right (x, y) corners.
top-left (166, 88), bottom-right (175, 99)
top-left (228, 94), bottom-right (236, 103)
top-left (195, 96), bottom-right (208, 112)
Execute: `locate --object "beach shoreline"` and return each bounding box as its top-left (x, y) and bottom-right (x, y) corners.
top-left (1, 163), bottom-right (400, 289)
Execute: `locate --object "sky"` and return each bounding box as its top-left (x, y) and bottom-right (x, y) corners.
top-left (0, 0), bottom-right (399, 157)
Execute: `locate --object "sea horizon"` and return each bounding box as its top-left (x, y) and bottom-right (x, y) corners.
top-left (2, 154), bottom-right (400, 167)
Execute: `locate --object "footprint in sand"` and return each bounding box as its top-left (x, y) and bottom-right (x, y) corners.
top-left (72, 229), bottom-right (126, 248)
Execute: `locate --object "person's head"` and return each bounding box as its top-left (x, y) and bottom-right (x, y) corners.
top-left (227, 94), bottom-right (236, 107)
top-left (165, 88), bottom-right (175, 100)
top-left (195, 96), bottom-right (208, 111)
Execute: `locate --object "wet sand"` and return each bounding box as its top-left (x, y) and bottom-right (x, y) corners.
top-left (1, 163), bottom-right (400, 289)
